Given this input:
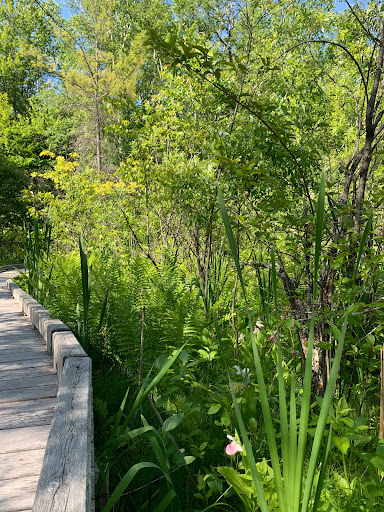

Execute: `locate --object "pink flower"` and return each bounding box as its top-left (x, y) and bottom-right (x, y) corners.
top-left (225, 435), bottom-right (243, 456)
top-left (269, 335), bottom-right (275, 341)
top-left (253, 321), bottom-right (264, 335)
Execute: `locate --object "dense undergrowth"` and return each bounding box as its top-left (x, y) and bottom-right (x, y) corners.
top-left (3, 2), bottom-right (384, 509)
top-left (14, 210), bottom-right (384, 512)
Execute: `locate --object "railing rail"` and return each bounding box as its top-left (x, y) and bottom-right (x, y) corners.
top-left (5, 276), bottom-right (94, 512)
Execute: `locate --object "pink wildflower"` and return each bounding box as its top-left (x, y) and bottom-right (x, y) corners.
top-left (225, 435), bottom-right (243, 456)
top-left (253, 321), bottom-right (264, 335)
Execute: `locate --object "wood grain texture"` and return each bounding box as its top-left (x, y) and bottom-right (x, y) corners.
top-left (0, 384), bottom-right (58, 404)
top-left (1, 271), bottom-right (94, 512)
top-left (0, 475), bottom-right (39, 511)
top-left (0, 425), bottom-right (51, 454)
top-left (33, 357), bottom-right (93, 512)
top-left (0, 397), bottom-right (56, 430)
top-left (0, 373), bottom-right (58, 392)
top-left (0, 273), bottom-right (58, 512)
top-left (0, 449), bottom-right (46, 479)
top-left (0, 357), bottom-right (53, 372)
top-left (52, 331), bottom-right (87, 381)
top-left (30, 307), bottom-right (51, 331)
top-left (0, 345), bottom-right (47, 363)
top-left (40, 318), bottom-right (71, 355)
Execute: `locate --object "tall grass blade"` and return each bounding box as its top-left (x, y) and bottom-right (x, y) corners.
top-left (218, 186), bottom-right (285, 509)
top-left (271, 250), bottom-right (289, 497)
top-left (218, 187), bottom-right (246, 297)
top-left (228, 377), bottom-right (270, 512)
top-left (153, 490), bottom-right (178, 512)
top-left (121, 345), bottom-right (185, 429)
top-left (109, 386), bottom-right (130, 440)
top-left (99, 425), bottom-right (158, 455)
top-left (288, 375), bottom-right (297, 507)
top-left (301, 213), bottom-right (372, 510)
top-left (102, 462), bottom-right (166, 512)
top-left (294, 172), bottom-right (325, 510)
top-left (312, 425), bottom-right (332, 512)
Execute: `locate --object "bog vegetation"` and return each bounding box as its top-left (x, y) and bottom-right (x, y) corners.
top-left (1, 0), bottom-right (384, 510)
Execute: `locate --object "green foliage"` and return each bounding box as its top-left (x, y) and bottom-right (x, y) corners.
top-left (3, 1), bottom-right (384, 510)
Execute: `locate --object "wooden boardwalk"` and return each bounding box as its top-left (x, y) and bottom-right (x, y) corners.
top-left (0, 270), bottom-right (58, 512)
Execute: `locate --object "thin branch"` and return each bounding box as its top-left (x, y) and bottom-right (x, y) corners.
top-left (271, 39), bottom-right (369, 101)
top-left (345, 0), bottom-right (380, 44)
top-left (185, 64), bottom-right (315, 216)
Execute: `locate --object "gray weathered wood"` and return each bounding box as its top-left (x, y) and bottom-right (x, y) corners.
top-left (0, 449), bottom-right (46, 480)
top-left (0, 398), bottom-right (56, 430)
top-left (0, 270), bottom-right (94, 512)
top-left (0, 365), bottom-right (55, 383)
top-left (0, 373), bottom-right (57, 392)
top-left (33, 357), bottom-right (93, 512)
top-left (30, 306), bottom-right (51, 332)
top-left (0, 345), bottom-right (47, 363)
top-left (12, 289), bottom-right (29, 308)
top-left (21, 297), bottom-right (41, 320)
top-left (0, 475), bottom-right (40, 512)
top-left (0, 357), bottom-right (53, 372)
top-left (0, 385), bottom-right (58, 404)
top-left (0, 425), bottom-right (51, 454)
top-left (5, 279), bottom-right (18, 295)
top-left (52, 331), bottom-right (87, 381)
top-left (39, 318), bottom-right (71, 355)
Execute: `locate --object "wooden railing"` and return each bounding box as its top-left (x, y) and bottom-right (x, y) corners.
top-left (5, 277), bottom-right (95, 512)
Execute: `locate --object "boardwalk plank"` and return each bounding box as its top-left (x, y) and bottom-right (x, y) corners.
top-left (0, 475), bottom-right (39, 512)
top-left (0, 348), bottom-right (47, 363)
top-left (0, 385), bottom-right (57, 404)
top-left (0, 374), bottom-right (58, 392)
top-left (0, 425), bottom-right (51, 454)
top-left (0, 366), bottom-right (56, 383)
top-left (0, 357), bottom-right (53, 372)
top-left (0, 398), bottom-right (56, 430)
top-left (0, 449), bottom-right (46, 479)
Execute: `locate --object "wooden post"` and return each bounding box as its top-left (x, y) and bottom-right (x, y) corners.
top-left (380, 345), bottom-right (384, 440)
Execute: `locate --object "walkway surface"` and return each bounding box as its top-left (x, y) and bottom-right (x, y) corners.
top-left (0, 270), bottom-right (58, 512)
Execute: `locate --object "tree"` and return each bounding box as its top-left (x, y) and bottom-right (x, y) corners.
top-left (59, 0), bottom-right (145, 172)
top-left (0, 0), bottom-right (58, 114)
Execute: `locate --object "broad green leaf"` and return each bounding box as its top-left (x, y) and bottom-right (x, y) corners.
top-left (332, 436), bottom-right (350, 455)
top-left (162, 413), bottom-right (184, 433)
top-left (207, 404), bottom-right (221, 415)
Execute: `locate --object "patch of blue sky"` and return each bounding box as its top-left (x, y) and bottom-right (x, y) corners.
top-left (55, 0), bottom-right (73, 19)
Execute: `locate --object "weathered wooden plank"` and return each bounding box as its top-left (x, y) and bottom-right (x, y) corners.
top-left (30, 306), bottom-right (51, 331)
top-left (0, 357), bottom-right (53, 372)
top-left (52, 331), bottom-right (87, 380)
top-left (0, 365), bottom-right (55, 383)
top-left (0, 346), bottom-right (47, 363)
top-left (0, 449), bottom-right (46, 479)
top-left (0, 338), bottom-right (46, 350)
top-left (33, 357), bottom-right (93, 512)
top-left (0, 425), bottom-right (51, 454)
top-left (0, 475), bottom-right (39, 511)
top-left (0, 374), bottom-right (57, 393)
top-left (0, 398), bottom-right (56, 430)
top-left (21, 298), bottom-right (41, 319)
top-left (12, 288), bottom-right (30, 307)
top-left (0, 385), bottom-right (57, 404)
top-left (40, 318), bottom-right (71, 355)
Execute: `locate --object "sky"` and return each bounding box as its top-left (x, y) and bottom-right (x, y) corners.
top-left (55, 0), bottom-right (352, 19)
top-left (335, 0), bottom-right (347, 11)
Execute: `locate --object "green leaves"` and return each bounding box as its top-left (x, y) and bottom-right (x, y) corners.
top-left (207, 404), bottom-right (221, 415)
top-left (333, 436), bottom-right (350, 455)
top-left (162, 413), bottom-right (184, 433)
